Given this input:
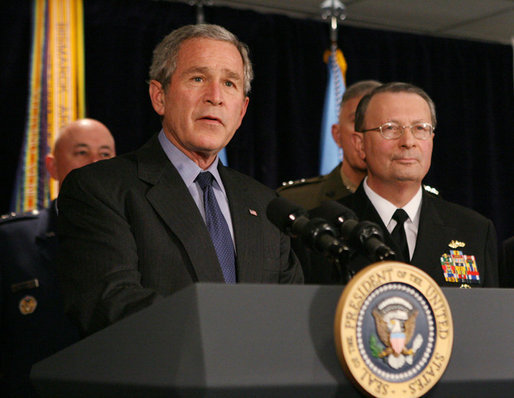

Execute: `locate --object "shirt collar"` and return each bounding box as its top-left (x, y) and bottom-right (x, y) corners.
top-left (158, 130), bottom-right (225, 192)
top-left (363, 177), bottom-right (422, 227)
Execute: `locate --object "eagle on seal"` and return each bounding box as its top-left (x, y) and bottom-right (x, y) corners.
top-left (372, 306), bottom-right (418, 358)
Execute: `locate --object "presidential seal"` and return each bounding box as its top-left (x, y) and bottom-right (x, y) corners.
top-left (334, 262), bottom-right (453, 398)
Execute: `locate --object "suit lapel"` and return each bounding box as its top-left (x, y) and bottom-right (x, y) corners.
top-left (137, 136), bottom-right (225, 282)
top-left (411, 192), bottom-right (456, 281)
top-left (219, 166), bottom-right (264, 283)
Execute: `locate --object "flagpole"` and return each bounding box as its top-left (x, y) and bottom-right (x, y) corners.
top-left (189, 0), bottom-right (213, 25)
top-left (321, 0), bottom-right (346, 48)
top-left (318, 0), bottom-right (347, 175)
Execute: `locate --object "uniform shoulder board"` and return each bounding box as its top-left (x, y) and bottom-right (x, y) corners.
top-left (0, 209), bottom-right (40, 224)
top-left (423, 185), bottom-right (439, 195)
top-left (278, 175), bottom-right (326, 192)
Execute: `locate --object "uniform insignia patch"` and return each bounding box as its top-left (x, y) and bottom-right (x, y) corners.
top-left (19, 295), bottom-right (38, 315)
top-left (440, 250), bottom-right (480, 284)
top-left (448, 240), bottom-right (465, 249)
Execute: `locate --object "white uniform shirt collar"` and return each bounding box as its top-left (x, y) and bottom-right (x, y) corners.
top-left (363, 177), bottom-right (423, 259)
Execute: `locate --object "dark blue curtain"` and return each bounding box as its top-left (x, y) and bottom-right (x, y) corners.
top-left (1, 0), bottom-right (513, 245)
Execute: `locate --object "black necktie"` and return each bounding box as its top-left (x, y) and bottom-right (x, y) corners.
top-left (391, 209), bottom-right (410, 262)
top-left (196, 172), bottom-right (236, 283)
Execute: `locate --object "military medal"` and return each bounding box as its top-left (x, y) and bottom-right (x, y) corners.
top-left (440, 241), bottom-right (480, 285)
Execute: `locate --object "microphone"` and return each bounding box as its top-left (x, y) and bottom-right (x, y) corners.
top-left (266, 197), bottom-right (350, 261)
top-left (313, 201), bottom-right (395, 262)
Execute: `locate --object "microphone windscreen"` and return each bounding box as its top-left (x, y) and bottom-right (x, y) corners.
top-left (266, 197), bottom-right (307, 232)
top-left (312, 200), bottom-right (358, 225)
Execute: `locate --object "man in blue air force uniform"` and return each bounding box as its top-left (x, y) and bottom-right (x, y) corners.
top-left (0, 118), bottom-right (116, 397)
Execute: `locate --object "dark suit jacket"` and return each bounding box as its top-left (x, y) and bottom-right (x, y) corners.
top-left (57, 135), bottom-right (303, 336)
top-left (0, 204), bottom-right (79, 397)
top-left (337, 184), bottom-right (498, 287)
top-left (501, 236), bottom-right (514, 287)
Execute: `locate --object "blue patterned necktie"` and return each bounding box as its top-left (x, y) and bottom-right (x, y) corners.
top-left (391, 208), bottom-right (410, 262)
top-left (196, 172), bottom-right (236, 283)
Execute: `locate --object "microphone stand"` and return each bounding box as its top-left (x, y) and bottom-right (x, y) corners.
top-left (303, 218), bottom-right (354, 284)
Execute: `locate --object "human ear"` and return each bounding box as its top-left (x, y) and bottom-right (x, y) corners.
top-left (149, 80), bottom-right (166, 116)
top-left (331, 124), bottom-right (341, 148)
top-left (352, 133), bottom-right (366, 160)
top-left (45, 154), bottom-right (58, 180)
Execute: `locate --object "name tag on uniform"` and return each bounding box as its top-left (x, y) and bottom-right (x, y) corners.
top-left (11, 278), bottom-right (39, 293)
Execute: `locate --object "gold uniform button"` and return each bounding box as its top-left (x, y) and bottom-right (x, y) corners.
top-left (19, 295), bottom-right (38, 315)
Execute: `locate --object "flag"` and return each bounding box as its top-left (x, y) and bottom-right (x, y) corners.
top-left (11, 0), bottom-right (85, 213)
top-left (319, 47), bottom-right (347, 175)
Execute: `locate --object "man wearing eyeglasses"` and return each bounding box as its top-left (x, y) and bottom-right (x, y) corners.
top-left (336, 82), bottom-right (498, 287)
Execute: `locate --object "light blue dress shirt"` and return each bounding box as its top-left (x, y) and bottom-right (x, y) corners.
top-left (158, 130), bottom-right (235, 245)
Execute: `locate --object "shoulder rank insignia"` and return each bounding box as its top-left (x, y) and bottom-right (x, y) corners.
top-left (440, 250), bottom-right (480, 284)
top-left (19, 295), bottom-right (38, 315)
top-left (278, 174), bottom-right (327, 191)
top-left (280, 178), bottom-right (306, 187)
top-left (423, 185), bottom-right (439, 195)
top-left (0, 209), bottom-right (40, 223)
top-left (1, 212), bottom-right (17, 220)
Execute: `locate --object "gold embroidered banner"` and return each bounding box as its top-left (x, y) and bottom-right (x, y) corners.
top-left (12, 0), bottom-right (85, 212)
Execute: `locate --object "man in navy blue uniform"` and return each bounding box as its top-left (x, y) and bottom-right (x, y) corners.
top-left (0, 118), bottom-right (116, 397)
top-left (338, 83), bottom-right (498, 287)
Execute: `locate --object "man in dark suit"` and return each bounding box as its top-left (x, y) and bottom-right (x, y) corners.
top-left (335, 82), bottom-right (498, 287)
top-left (56, 24), bottom-right (303, 337)
top-left (0, 118), bottom-right (115, 397)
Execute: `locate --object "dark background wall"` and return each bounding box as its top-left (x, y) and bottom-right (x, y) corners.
top-left (1, 0), bottom-right (513, 243)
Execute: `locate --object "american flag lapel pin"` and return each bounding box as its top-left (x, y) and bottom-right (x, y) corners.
top-left (248, 208), bottom-right (258, 216)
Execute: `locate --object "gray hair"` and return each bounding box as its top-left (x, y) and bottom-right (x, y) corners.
top-left (341, 80), bottom-right (382, 105)
top-left (355, 82), bottom-right (437, 132)
top-left (149, 24), bottom-right (254, 96)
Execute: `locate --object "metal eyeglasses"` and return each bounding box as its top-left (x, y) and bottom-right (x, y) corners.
top-left (360, 122), bottom-right (435, 140)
